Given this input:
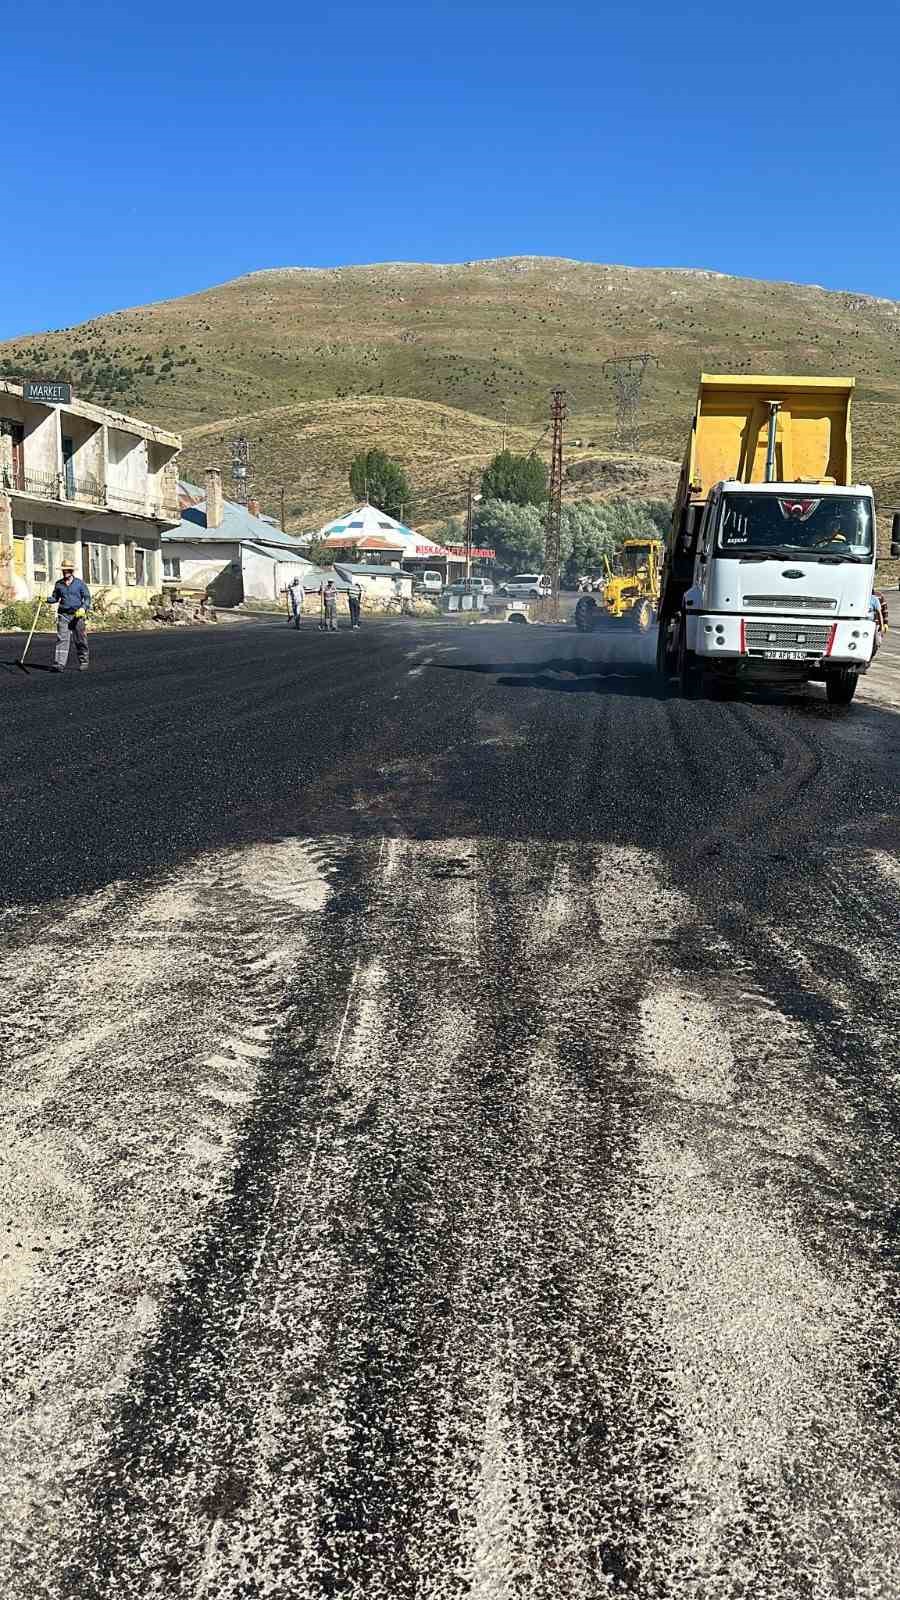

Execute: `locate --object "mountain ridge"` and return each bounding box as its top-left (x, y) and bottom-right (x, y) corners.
top-left (3, 254), bottom-right (900, 525)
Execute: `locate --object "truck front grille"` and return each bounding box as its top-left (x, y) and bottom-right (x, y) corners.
top-left (744, 620), bottom-right (832, 655)
top-left (743, 594), bottom-right (837, 610)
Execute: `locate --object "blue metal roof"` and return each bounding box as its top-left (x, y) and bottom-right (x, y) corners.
top-left (170, 481), bottom-right (308, 549)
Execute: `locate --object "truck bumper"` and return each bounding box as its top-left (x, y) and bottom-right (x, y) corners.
top-left (687, 615), bottom-right (875, 670)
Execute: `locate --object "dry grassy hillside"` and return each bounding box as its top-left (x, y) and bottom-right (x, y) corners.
top-left (3, 255), bottom-right (899, 523)
top-left (177, 395), bottom-right (678, 530)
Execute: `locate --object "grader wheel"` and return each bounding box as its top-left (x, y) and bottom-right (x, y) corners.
top-left (575, 597), bottom-right (599, 633)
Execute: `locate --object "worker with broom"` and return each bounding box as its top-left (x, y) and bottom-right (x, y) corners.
top-left (48, 560), bottom-right (91, 672)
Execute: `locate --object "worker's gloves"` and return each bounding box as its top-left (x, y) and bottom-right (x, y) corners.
top-left (73, 607), bottom-right (87, 619)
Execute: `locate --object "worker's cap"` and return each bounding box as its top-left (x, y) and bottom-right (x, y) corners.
top-left (62, 562), bottom-right (74, 572)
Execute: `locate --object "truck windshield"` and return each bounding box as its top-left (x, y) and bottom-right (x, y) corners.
top-left (718, 494), bottom-right (874, 558)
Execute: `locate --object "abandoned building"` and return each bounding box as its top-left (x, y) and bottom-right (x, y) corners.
top-left (0, 379), bottom-right (181, 603)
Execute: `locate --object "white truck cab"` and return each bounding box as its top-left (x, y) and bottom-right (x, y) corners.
top-left (682, 480), bottom-right (877, 700)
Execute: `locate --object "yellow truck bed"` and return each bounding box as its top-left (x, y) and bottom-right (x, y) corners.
top-left (680, 374), bottom-right (854, 502)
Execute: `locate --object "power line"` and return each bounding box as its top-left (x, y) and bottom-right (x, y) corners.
top-left (602, 353), bottom-right (657, 452)
top-left (230, 435), bottom-right (250, 505)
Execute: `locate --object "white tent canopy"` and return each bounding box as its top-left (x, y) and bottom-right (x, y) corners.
top-left (319, 503), bottom-right (450, 559)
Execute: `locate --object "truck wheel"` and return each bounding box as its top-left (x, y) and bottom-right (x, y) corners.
top-left (632, 599), bottom-right (653, 632)
top-left (825, 669), bottom-right (858, 706)
top-left (575, 597), bottom-right (598, 633)
top-left (677, 617), bottom-right (701, 697)
top-left (656, 615), bottom-right (676, 677)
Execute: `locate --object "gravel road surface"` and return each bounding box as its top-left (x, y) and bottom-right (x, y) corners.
top-left (1, 616), bottom-right (898, 1598)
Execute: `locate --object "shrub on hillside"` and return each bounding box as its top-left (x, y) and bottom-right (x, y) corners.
top-left (480, 450), bottom-right (547, 507)
top-left (349, 448), bottom-right (412, 521)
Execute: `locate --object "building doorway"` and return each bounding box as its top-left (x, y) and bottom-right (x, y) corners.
top-left (2, 420), bottom-right (25, 490)
top-left (62, 435), bottom-right (76, 497)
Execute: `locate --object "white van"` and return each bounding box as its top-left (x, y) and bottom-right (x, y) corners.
top-left (413, 569), bottom-right (443, 595)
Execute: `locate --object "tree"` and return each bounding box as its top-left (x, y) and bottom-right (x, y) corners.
top-left (349, 449), bottom-right (412, 522)
top-left (433, 516), bottom-right (465, 548)
top-left (303, 537), bottom-right (332, 567)
top-left (561, 497), bottom-right (674, 580)
top-left (480, 450), bottom-right (547, 508)
top-left (473, 500), bottom-right (545, 570)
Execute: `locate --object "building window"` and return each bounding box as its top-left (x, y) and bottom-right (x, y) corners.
top-left (134, 548), bottom-right (147, 585)
top-left (33, 537), bottom-right (48, 584)
top-left (163, 555), bottom-right (181, 579)
top-left (82, 540), bottom-right (119, 586)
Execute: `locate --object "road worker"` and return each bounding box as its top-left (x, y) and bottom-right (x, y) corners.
top-left (322, 579), bottom-right (338, 632)
top-left (48, 560), bottom-right (91, 672)
top-left (288, 575), bottom-right (303, 628)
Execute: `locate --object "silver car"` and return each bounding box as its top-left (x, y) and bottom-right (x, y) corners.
top-left (501, 573), bottom-right (550, 598)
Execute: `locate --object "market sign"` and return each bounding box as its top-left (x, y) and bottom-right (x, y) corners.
top-left (24, 379), bottom-right (71, 405)
top-left (444, 544), bottom-right (496, 559)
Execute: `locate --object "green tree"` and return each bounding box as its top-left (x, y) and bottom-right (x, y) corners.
top-left (433, 516), bottom-right (465, 548)
top-left (349, 449), bottom-right (412, 522)
top-left (303, 537), bottom-right (332, 567)
top-left (562, 498), bottom-right (674, 580)
top-left (473, 500), bottom-right (545, 570)
top-left (480, 450), bottom-right (547, 507)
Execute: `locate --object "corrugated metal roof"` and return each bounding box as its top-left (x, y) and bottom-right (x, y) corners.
top-left (335, 562), bottom-right (407, 578)
top-left (170, 481), bottom-right (306, 549)
top-left (245, 541), bottom-right (316, 565)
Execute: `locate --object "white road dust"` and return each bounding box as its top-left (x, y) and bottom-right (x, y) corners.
top-left (2, 827), bottom-right (898, 1598)
top-left (0, 836), bottom-right (337, 1571)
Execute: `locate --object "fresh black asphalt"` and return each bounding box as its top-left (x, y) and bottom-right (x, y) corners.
top-left (1, 615), bottom-right (898, 1597)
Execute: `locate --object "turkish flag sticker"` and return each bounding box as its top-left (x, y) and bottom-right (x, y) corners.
top-left (778, 498), bottom-right (820, 521)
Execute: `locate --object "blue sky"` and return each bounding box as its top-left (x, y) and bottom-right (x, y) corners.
top-left (4, 0), bottom-right (898, 338)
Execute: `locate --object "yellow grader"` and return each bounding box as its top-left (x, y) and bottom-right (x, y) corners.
top-left (574, 538), bottom-right (663, 633)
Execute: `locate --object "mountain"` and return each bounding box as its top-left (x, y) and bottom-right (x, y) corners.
top-left (3, 256), bottom-right (900, 527)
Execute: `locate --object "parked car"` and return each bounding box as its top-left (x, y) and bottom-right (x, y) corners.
top-left (411, 568), bottom-right (443, 595)
top-left (460, 575), bottom-right (495, 595)
top-left (500, 573), bottom-right (550, 598)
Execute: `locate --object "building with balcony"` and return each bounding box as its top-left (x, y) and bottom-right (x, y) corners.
top-left (0, 380), bottom-right (181, 603)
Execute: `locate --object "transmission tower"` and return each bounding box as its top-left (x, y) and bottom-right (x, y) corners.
top-left (603, 353), bottom-right (657, 452)
top-left (230, 435), bottom-right (250, 505)
top-left (542, 386), bottom-right (566, 621)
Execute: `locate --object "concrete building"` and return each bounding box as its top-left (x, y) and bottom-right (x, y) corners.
top-left (162, 474), bottom-right (316, 605)
top-left (0, 379), bottom-right (181, 603)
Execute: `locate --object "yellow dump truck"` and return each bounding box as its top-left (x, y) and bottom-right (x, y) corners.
top-left (656, 375), bottom-right (878, 705)
top-left (574, 538), bottom-right (663, 633)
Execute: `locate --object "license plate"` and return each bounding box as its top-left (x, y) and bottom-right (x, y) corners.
top-left (761, 649), bottom-right (808, 660)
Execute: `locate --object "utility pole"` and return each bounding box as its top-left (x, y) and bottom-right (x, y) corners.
top-left (465, 472), bottom-right (474, 579)
top-left (542, 387), bottom-right (566, 621)
top-left (280, 487), bottom-right (286, 532)
top-left (603, 353), bottom-right (657, 452)
top-left (501, 405), bottom-right (510, 451)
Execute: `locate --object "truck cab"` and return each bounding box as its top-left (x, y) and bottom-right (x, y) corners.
top-left (676, 481), bottom-right (876, 701)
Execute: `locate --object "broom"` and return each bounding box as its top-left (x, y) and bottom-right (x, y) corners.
top-left (16, 599), bottom-right (45, 673)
